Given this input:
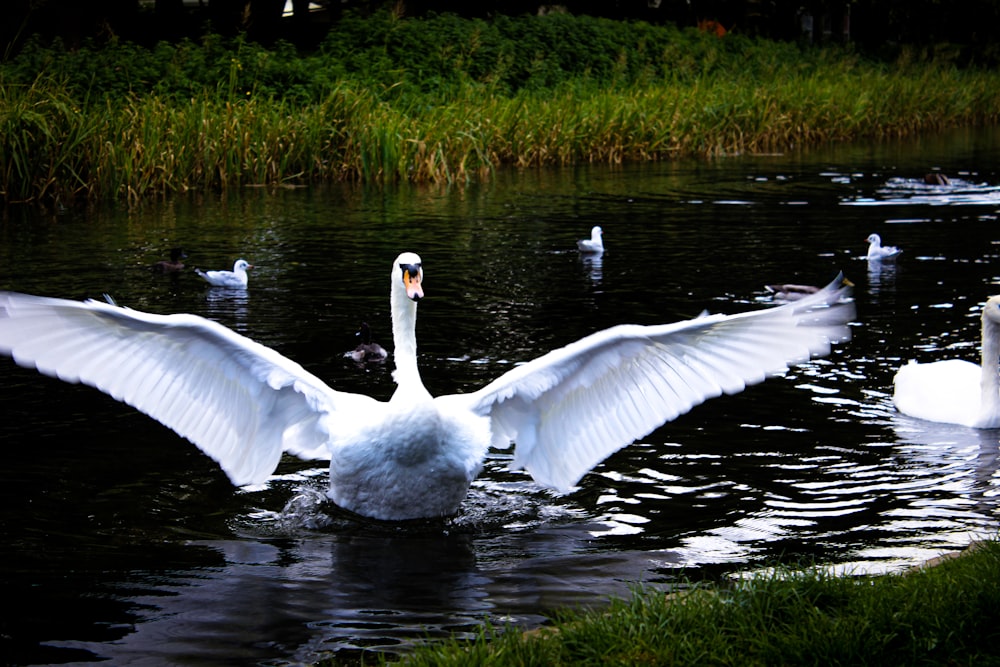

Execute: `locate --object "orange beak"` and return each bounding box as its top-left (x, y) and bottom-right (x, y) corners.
top-left (403, 264), bottom-right (423, 301)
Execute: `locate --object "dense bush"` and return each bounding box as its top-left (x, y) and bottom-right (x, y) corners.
top-left (1, 11), bottom-right (827, 104)
top-left (1, 11), bottom-right (998, 204)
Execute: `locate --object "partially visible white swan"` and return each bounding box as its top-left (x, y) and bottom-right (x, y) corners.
top-left (866, 234), bottom-right (902, 261)
top-left (893, 295), bottom-right (1000, 428)
top-left (196, 259), bottom-right (253, 288)
top-left (0, 254), bottom-right (853, 521)
top-left (577, 226), bottom-right (604, 253)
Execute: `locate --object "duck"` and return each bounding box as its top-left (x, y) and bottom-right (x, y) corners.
top-left (0, 253), bottom-right (853, 521)
top-left (765, 283), bottom-right (820, 302)
top-left (195, 259), bottom-right (253, 288)
top-left (866, 233), bottom-right (902, 261)
top-left (893, 295), bottom-right (1000, 428)
top-left (151, 248), bottom-right (187, 273)
top-left (346, 322), bottom-right (388, 364)
top-left (577, 226), bottom-right (604, 253)
top-left (765, 277), bottom-right (855, 302)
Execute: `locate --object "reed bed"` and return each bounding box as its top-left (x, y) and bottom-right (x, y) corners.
top-left (380, 540), bottom-right (1000, 667)
top-left (3, 14), bottom-right (1000, 204)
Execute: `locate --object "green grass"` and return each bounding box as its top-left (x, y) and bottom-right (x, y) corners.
top-left (3, 12), bottom-right (1000, 204)
top-left (362, 541), bottom-right (1000, 666)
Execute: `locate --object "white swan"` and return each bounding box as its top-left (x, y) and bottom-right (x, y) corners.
top-left (0, 253), bottom-right (853, 521)
top-left (196, 259), bottom-right (253, 288)
top-left (577, 226), bottom-right (604, 253)
top-left (866, 233), bottom-right (902, 261)
top-left (893, 295), bottom-right (1000, 428)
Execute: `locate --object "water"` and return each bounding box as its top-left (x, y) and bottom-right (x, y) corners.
top-left (2, 127), bottom-right (1000, 665)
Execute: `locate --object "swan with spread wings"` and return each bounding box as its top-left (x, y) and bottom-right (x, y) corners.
top-left (0, 253), bottom-right (853, 520)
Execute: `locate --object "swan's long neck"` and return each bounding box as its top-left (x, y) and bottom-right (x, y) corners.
top-left (979, 313), bottom-right (1000, 423)
top-left (390, 282), bottom-right (427, 397)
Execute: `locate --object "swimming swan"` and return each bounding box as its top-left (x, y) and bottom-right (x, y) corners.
top-left (196, 259), bottom-right (253, 288)
top-left (0, 254), bottom-right (853, 521)
top-left (577, 226), bottom-right (604, 253)
top-left (866, 234), bottom-right (902, 261)
top-left (893, 295), bottom-right (1000, 428)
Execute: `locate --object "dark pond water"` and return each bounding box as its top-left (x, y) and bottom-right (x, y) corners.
top-left (3, 126), bottom-right (1000, 665)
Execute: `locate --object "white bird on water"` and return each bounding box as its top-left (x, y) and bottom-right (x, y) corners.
top-left (0, 253), bottom-right (853, 521)
top-left (865, 234), bottom-right (902, 261)
top-left (195, 259), bottom-right (253, 288)
top-left (577, 226), bottom-right (604, 253)
top-left (893, 294), bottom-right (1000, 429)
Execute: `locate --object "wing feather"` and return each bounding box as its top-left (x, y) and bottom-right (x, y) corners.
top-left (0, 291), bottom-right (375, 485)
top-left (460, 274), bottom-right (854, 492)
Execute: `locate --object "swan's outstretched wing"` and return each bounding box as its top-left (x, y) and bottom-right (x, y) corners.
top-left (0, 292), bottom-right (375, 485)
top-left (455, 275), bottom-right (854, 492)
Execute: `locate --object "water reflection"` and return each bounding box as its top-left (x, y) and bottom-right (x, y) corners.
top-left (866, 257), bottom-right (898, 300)
top-left (2, 127), bottom-right (1000, 665)
top-left (843, 175), bottom-right (1000, 207)
top-left (43, 498), bottom-right (674, 666)
top-left (579, 250), bottom-right (603, 284)
top-left (203, 285), bottom-right (252, 332)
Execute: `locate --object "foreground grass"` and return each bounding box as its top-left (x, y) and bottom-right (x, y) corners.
top-left (361, 541), bottom-right (1000, 666)
top-left (3, 12), bottom-right (1000, 204)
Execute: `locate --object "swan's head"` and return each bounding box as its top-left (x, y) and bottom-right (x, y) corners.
top-left (234, 259), bottom-right (254, 272)
top-left (394, 252), bottom-right (424, 302)
top-left (866, 234), bottom-right (880, 245)
top-left (592, 226), bottom-right (603, 238)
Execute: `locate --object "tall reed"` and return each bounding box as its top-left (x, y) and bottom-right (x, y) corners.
top-left (3, 25), bottom-right (1000, 204)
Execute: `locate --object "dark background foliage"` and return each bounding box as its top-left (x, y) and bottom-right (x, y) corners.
top-left (2, 0), bottom-right (999, 64)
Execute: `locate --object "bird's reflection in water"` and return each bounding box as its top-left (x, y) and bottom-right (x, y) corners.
top-left (51, 480), bottom-right (674, 666)
top-left (581, 252), bottom-right (603, 284)
top-left (202, 286), bottom-right (251, 332)
top-left (867, 258), bottom-right (898, 302)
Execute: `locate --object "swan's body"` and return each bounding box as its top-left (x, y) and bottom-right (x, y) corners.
top-left (346, 322), bottom-right (388, 364)
top-left (866, 234), bottom-right (902, 261)
top-left (195, 259), bottom-right (253, 288)
top-left (577, 226), bottom-right (604, 253)
top-left (893, 295), bottom-right (1000, 428)
top-left (152, 248), bottom-right (187, 273)
top-left (0, 254), bottom-right (853, 521)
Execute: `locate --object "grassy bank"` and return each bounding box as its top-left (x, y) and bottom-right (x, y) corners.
top-left (358, 541), bottom-right (1000, 666)
top-left (3, 12), bottom-right (1000, 204)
